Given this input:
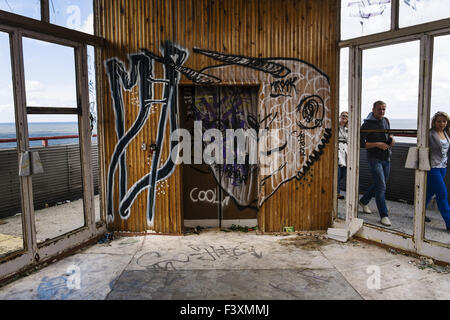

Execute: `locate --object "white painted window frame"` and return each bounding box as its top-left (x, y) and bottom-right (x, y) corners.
top-left (337, 0), bottom-right (450, 263)
top-left (0, 1), bottom-right (106, 282)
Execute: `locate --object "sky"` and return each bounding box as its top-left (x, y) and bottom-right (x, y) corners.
top-left (0, 0), bottom-right (94, 123)
top-left (0, 0), bottom-right (450, 124)
top-left (340, 0), bottom-right (450, 122)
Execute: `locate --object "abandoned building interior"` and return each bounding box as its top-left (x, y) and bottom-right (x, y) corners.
top-left (0, 0), bottom-right (449, 291)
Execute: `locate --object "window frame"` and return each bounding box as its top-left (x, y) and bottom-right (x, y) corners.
top-left (0, 0), bottom-right (107, 282)
top-left (336, 0), bottom-right (450, 263)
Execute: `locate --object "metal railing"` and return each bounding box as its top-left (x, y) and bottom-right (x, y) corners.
top-left (0, 134), bottom-right (97, 147)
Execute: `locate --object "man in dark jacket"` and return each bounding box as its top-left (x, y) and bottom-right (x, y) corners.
top-left (359, 101), bottom-right (395, 226)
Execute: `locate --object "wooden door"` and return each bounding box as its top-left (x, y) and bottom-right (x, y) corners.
top-left (180, 86), bottom-right (258, 228)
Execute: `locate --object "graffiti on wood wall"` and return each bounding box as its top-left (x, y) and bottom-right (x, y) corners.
top-left (105, 41), bottom-right (220, 225)
top-left (195, 49), bottom-right (332, 207)
top-left (104, 41), bottom-right (331, 225)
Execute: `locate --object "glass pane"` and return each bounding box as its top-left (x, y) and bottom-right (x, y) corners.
top-left (28, 114), bottom-right (85, 243)
top-left (22, 37), bottom-right (77, 108)
top-left (400, 0), bottom-right (450, 28)
top-left (0, 31), bottom-right (25, 257)
top-left (341, 0), bottom-right (391, 40)
top-left (337, 48), bottom-right (349, 220)
top-left (0, 0), bottom-right (40, 20)
top-left (88, 45), bottom-right (101, 223)
top-left (359, 41), bottom-right (420, 235)
top-left (425, 35), bottom-right (450, 245)
top-left (49, 0), bottom-right (94, 34)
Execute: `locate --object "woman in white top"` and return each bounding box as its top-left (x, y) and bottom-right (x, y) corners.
top-left (425, 111), bottom-right (450, 231)
top-left (337, 112), bottom-right (348, 199)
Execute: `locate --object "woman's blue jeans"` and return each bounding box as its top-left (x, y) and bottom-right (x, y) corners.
top-left (426, 168), bottom-right (450, 228)
top-left (360, 158), bottom-right (390, 218)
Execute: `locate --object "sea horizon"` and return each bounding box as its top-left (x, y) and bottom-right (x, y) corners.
top-left (0, 121), bottom-right (97, 148)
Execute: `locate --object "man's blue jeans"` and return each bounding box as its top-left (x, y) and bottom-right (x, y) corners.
top-left (360, 158), bottom-right (390, 218)
top-left (426, 168), bottom-right (450, 228)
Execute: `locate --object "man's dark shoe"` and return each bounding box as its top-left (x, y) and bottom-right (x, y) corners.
top-left (425, 216), bottom-right (431, 222)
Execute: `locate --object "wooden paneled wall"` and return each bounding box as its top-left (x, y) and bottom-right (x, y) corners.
top-left (96, 0), bottom-right (338, 233)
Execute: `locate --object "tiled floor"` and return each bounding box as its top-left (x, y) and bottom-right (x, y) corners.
top-left (0, 230), bottom-right (448, 300)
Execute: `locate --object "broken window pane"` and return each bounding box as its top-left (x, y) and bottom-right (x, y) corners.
top-left (341, 0), bottom-right (391, 40)
top-left (400, 0), bottom-right (450, 28)
top-left (49, 0), bottom-right (94, 34)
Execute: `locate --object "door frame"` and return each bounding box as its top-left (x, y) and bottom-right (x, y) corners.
top-left (180, 84), bottom-right (260, 229)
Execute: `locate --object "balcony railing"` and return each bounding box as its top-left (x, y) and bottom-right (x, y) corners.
top-left (0, 134), bottom-right (97, 147)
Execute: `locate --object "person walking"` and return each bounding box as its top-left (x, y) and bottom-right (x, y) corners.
top-left (337, 111), bottom-right (349, 199)
top-left (425, 111), bottom-right (450, 231)
top-left (359, 101), bottom-right (395, 226)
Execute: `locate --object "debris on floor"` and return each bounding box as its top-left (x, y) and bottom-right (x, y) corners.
top-left (228, 224), bottom-right (257, 233)
top-left (184, 226), bottom-right (204, 235)
top-left (347, 239), bottom-right (361, 246)
top-left (97, 233), bottom-right (115, 245)
top-left (279, 232), bottom-right (331, 251)
top-left (410, 257), bottom-right (450, 273)
top-left (388, 248), bottom-right (399, 255)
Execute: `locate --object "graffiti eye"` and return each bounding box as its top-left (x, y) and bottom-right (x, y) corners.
top-left (296, 95), bottom-right (325, 130)
top-left (302, 99), bottom-right (319, 123)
